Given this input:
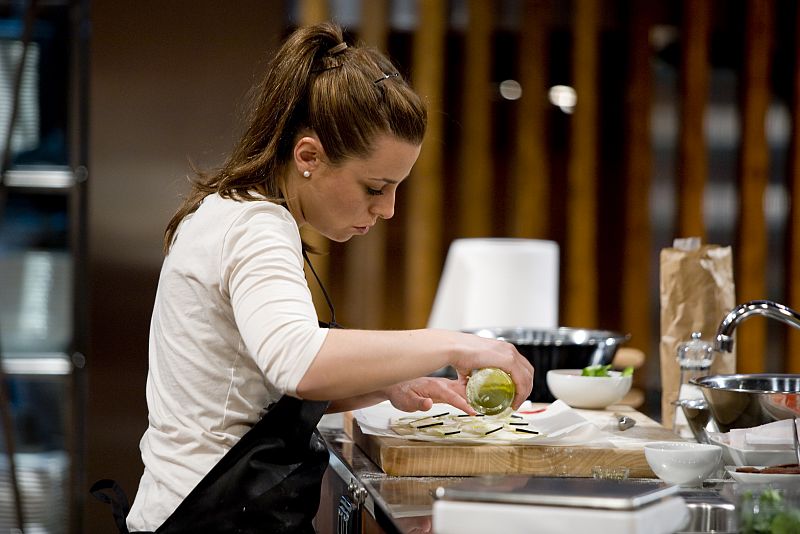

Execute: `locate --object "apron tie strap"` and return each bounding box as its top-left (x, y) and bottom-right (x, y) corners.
top-left (90, 479), bottom-right (131, 533)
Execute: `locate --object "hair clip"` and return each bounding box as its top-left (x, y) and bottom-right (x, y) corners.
top-left (327, 42), bottom-right (348, 56)
top-left (373, 72), bottom-right (400, 84)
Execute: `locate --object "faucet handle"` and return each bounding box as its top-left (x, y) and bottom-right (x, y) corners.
top-left (676, 332), bottom-right (715, 370)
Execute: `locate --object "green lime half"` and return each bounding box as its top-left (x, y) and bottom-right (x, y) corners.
top-left (466, 368), bottom-right (515, 415)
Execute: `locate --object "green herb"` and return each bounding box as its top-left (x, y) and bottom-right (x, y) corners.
top-left (515, 428), bottom-right (539, 434)
top-left (582, 364), bottom-right (612, 377)
top-left (740, 489), bottom-right (800, 534)
top-left (581, 364), bottom-right (634, 378)
top-left (485, 426), bottom-right (503, 435)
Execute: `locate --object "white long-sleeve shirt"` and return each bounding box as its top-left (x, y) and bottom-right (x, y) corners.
top-left (127, 194), bottom-right (328, 531)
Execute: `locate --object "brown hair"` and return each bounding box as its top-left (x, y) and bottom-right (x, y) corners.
top-left (163, 21), bottom-right (428, 252)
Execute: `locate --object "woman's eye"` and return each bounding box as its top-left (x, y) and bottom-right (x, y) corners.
top-left (366, 187), bottom-right (384, 196)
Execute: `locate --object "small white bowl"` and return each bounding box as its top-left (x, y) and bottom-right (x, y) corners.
top-left (644, 441), bottom-right (723, 487)
top-left (545, 369), bottom-right (632, 409)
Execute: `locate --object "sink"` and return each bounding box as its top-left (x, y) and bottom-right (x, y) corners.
top-left (677, 489), bottom-right (737, 533)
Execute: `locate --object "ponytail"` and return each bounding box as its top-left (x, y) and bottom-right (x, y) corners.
top-left (163, 22), bottom-right (427, 253)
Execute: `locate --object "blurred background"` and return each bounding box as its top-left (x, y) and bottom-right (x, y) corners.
top-left (1, 0), bottom-right (799, 531)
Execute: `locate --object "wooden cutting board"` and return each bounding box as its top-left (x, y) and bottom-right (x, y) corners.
top-left (343, 405), bottom-right (682, 477)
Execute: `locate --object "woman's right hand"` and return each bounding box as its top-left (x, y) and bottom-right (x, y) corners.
top-left (447, 332), bottom-right (534, 410)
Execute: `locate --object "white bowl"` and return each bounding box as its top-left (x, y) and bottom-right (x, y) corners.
top-left (545, 369), bottom-right (632, 409)
top-left (644, 442), bottom-right (723, 487)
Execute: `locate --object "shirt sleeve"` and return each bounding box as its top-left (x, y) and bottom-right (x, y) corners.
top-left (220, 203), bottom-right (328, 397)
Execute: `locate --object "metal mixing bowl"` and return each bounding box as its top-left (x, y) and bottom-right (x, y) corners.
top-left (689, 374), bottom-right (800, 432)
top-left (465, 327), bottom-right (631, 402)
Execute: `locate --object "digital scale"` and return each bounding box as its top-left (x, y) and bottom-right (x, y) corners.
top-left (433, 476), bottom-right (689, 534)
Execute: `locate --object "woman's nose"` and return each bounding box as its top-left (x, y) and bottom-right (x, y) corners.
top-left (372, 192), bottom-right (395, 220)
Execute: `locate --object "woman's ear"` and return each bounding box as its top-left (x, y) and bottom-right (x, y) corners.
top-left (293, 135), bottom-right (323, 176)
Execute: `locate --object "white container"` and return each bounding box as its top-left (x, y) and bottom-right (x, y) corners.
top-left (709, 434), bottom-right (797, 467)
top-left (433, 496), bottom-right (689, 534)
top-left (427, 238), bottom-right (559, 331)
top-left (644, 441), bottom-right (723, 487)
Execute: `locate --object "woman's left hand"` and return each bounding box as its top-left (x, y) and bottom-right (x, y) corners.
top-left (384, 377), bottom-right (475, 414)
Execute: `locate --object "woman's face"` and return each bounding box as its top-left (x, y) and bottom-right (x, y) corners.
top-left (291, 134), bottom-right (421, 242)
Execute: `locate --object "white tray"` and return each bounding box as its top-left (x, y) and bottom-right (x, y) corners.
top-left (725, 465), bottom-right (800, 484)
top-left (710, 436), bottom-right (796, 467)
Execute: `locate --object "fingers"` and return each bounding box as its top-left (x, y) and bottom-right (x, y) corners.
top-left (511, 370), bottom-right (533, 409)
top-left (515, 367), bottom-right (535, 409)
top-left (417, 397), bottom-right (433, 411)
top-left (386, 379), bottom-right (437, 412)
top-left (510, 355), bottom-right (534, 409)
top-left (413, 377), bottom-right (474, 414)
top-left (434, 380), bottom-right (475, 415)
top-left (453, 335), bottom-right (535, 409)
top-left (387, 377), bottom-right (476, 415)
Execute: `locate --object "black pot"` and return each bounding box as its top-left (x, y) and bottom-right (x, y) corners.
top-left (465, 327), bottom-right (631, 402)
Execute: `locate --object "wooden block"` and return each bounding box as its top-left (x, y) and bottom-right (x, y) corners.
top-left (612, 347), bottom-right (646, 370)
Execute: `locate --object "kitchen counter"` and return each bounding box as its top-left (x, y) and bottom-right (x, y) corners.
top-left (317, 425), bottom-right (467, 534)
top-left (316, 424), bottom-right (739, 534)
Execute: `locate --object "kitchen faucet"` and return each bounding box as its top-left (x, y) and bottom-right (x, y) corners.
top-left (714, 300), bottom-right (800, 353)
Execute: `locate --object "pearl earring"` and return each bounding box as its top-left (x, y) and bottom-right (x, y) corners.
top-left (303, 170), bottom-right (311, 178)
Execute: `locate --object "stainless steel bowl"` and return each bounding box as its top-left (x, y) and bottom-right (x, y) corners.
top-left (689, 374), bottom-right (800, 432)
top-left (465, 327), bottom-right (631, 402)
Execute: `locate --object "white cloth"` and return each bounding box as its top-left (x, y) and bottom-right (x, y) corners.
top-left (127, 194), bottom-right (328, 531)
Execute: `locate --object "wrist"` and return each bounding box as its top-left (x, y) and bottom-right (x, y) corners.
top-left (441, 330), bottom-right (475, 371)
top-left (375, 385), bottom-right (393, 403)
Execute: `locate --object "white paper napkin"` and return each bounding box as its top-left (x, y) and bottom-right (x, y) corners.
top-left (725, 419), bottom-right (798, 450)
top-left (353, 400), bottom-right (614, 446)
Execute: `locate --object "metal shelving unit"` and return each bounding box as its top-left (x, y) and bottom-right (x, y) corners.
top-left (0, 167), bottom-right (86, 533)
top-left (1, 1), bottom-right (89, 532)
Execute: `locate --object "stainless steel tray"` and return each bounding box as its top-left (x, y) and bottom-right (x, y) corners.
top-left (434, 476), bottom-right (679, 511)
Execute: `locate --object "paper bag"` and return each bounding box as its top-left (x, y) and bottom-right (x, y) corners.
top-left (660, 239), bottom-right (736, 428)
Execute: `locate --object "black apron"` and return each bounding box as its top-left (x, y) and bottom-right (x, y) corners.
top-left (92, 395), bottom-right (330, 533)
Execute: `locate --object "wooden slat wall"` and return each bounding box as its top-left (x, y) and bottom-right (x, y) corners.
top-left (510, 0), bottom-right (551, 239)
top-left (786, 1), bottom-right (800, 374)
top-left (288, 0), bottom-right (797, 378)
top-left (405, 2), bottom-right (447, 327)
top-left (563, 0), bottom-right (599, 328)
top-left (736, 0), bottom-right (773, 374)
top-left (677, 0), bottom-right (711, 240)
top-left (458, 0), bottom-right (494, 238)
top-left (343, 0), bottom-right (390, 329)
top-left (298, 0), bottom-right (328, 28)
top-left (620, 2), bottom-right (654, 371)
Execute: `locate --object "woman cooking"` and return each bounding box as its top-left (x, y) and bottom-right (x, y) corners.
top-left (119, 22), bottom-right (533, 533)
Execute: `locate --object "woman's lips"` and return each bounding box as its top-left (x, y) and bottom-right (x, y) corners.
top-left (354, 226), bottom-right (370, 235)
